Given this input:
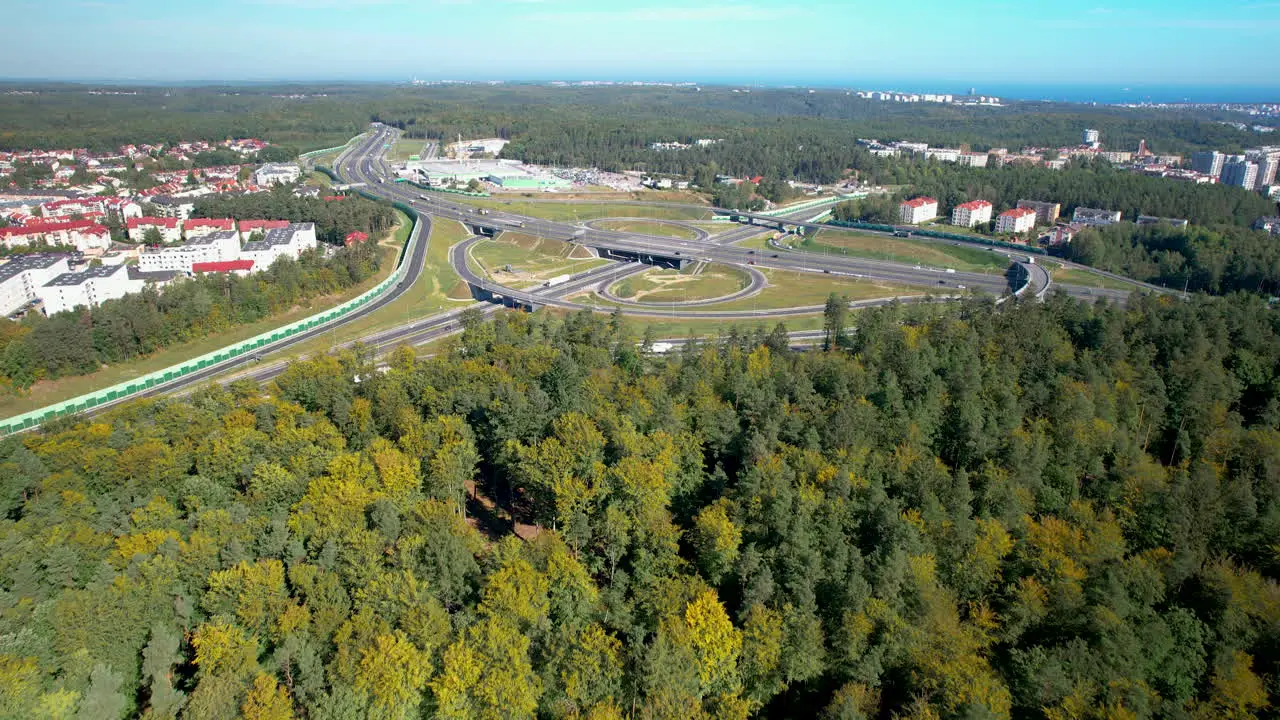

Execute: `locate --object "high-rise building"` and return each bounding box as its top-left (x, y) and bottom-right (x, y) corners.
top-left (1247, 150), bottom-right (1280, 190)
top-left (1191, 151), bottom-right (1225, 178)
top-left (1083, 129), bottom-right (1100, 147)
top-left (1222, 159), bottom-right (1260, 189)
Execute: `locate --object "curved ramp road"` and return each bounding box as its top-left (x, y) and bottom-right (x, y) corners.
top-left (595, 264), bottom-right (769, 308)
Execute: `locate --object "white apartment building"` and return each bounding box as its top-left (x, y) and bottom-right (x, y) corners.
top-left (183, 218), bottom-right (236, 238)
top-left (957, 152), bottom-right (989, 168)
top-left (127, 217), bottom-right (183, 243)
top-left (0, 254), bottom-right (71, 316)
top-left (0, 221), bottom-right (111, 252)
top-left (239, 223), bottom-right (318, 268)
top-left (40, 264), bottom-right (145, 315)
top-left (253, 163), bottom-right (302, 186)
top-left (899, 197), bottom-right (939, 225)
top-left (238, 219), bottom-right (290, 240)
top-left (138, 230), bottom-right (241, 274)
top-left (925, 148), bottom-right (961, 163)
top-left (996, 208), bottom-right (1038, 234)
top-left (951, 200), bottom-right (993, 228)
top-left (1072, 207), bottom-right (1123, 226)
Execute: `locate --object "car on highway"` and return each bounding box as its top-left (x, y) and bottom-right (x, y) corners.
top-left (894, 230), bottom-right (911, 238)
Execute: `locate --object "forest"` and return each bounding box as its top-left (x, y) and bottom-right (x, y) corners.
top-left (190, 190), bottom-right (398, 246)
top-left (0, 240), bottom-right (382, 393)
top-left (1061, 222), bottom-right (1280, 294)
top-left (1, 293), bottom-right (1279, 719)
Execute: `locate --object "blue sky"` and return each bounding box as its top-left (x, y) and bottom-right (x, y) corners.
top-left (3, 0), bottom-right (1279, 88)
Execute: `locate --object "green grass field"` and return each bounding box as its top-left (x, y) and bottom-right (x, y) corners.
top-left (611, 264), bottom-right (750, 303)
top-left (1046, 262), bottom-right (1145, 291)
top-left (450, 197), bottom-right (717, 223)
top-left (471, 233), bottom-right (609, 289)
top-left (798, 230), bottom-right (1010, 273)
top-left (389, 138), bottom-right (432, 162)
top-left (0, 214), bottom-right (413, 421)
top-left (709, 269), bottom-right (936, 310)
top-left (593, 220), bottom-right (699, 240)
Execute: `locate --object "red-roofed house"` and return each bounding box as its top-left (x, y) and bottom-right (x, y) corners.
top-left (192, 259), bottom-right (255, 276)
top-left (127, 216), bottom-right (182, 243)
top-left (323, 195), bottom-right (349, 202)
top-left (40, 197), bottom-right (108, 218)
top-left (184, 218), bottom-right (236, 239)
top-left (899, 196), bottom-right (939, 225)
top-left (344, 231), bottom-right (369, 247)
top-left (0, 220), bottom-right (111, 252)
top-left (996, 207), bottom-right (1038, 234)
top-left (239, 219), bottom-right (290, 240)
top-left (950, 200), bottom-right (993, 228)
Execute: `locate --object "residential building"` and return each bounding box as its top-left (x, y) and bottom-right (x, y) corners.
top-left (40, 264), bottom-right (144, 315)
top-left (956, 152), bottom-right (989, 168)
top-left (239, 219), bottom-right (290, 240)
top-left (0, 254), bottom-right (71, 316)
top-left (138, 230), bottom-right (241, 274)
top-left (1072, 207), bottom-right (1123, 226)
top-left (1136, 215), bottom-right (1189, 228)
top-left (1222, 159), bottom-right (1260, 189)
top-left (127, 216), bottom-right (182, 243)
top-left (192, 260), bottom-right (255, 277)
top-left (924, 148), bottom-right (960, 163)
top-left (1016, 200), bottom-right (1062, 225)
top-left (126, 266), bottom-right (181, 289)
top-left (184, 218), bottom-right (236, 238)
top-left (1253, 217), bottom-right (1280, 236)
top-left (0, 220), bottom-right (111, 252)
top-left (1083, 129), bottom-right (1100, 147)
top-left (240, 223), bottom-right (318, 268)
top-left (253, 163), bottom-right (301, 186)
top-left (996, 207), bottom-right (1038, 234)
top-left (1249, 150), bottom-right (1280, 191)
top-left (1100, 151), bottom-right (1133, 163)
top-left (950, 200), bottom-right (993, 228)
top-left (1043, 224), bottom-right (1084, 246)
top-left (150, 195), bottom-right (196, 220)
top-left (899, 197), bottom-right (938, 225)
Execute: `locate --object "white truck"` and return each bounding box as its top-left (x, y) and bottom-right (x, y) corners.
top-left (543, 274), bottom-right (571, 288)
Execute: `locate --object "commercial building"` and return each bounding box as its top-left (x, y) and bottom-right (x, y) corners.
top-left (0, 254), bottom-right (71, 316)
top-left (184, 218), bottom-right (236, 238)
top-left (253, 163), bottom-right (301, 186)
top-left (0, 220), bottom-right (111, 252)
top-left (239, 219), bottom-right (290, 240)
top-left (127, 216), bottom-right (182, 243)
top-left (1072, 207), bottom-right (1123, 226)
top-left (240, 223), bottom-right (317, 269)
top-left (899, 197), bottom-right (938, 225)
top-left (1136, 215), bottom-right (1189, 228)
top-left (956, 152), bottom-right (990, 168)
top-left (950, 200), bottom-right (993, 228)
top-left (996, 207), bottom-right (1038, 234)
top-left (1222, 159), bottom-right (1260, 189)
top-left (40, 264), bottom-right (144, 315)
top-left (138, 230), bottom-right (241, 274)
top-left (1191, 151), bottom-right (1226, 178)
top-left (1016, 200), bottom-right (1062, 225)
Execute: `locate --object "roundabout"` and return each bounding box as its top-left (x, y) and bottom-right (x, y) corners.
top-left (597, 263), bottom-right (769, 307)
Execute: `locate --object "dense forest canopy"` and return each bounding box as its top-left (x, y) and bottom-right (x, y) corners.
top-left (0, 82), bottom-right (1271, 159)
top-left (191, 189), bottom-right (398, 246)
top-left (2, 295), bottom-right (1280, 718)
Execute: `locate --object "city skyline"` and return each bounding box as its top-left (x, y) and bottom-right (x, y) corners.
top-left (2, 0), bottom-right (1279, 94)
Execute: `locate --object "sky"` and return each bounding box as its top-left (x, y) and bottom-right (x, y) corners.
top-left (3, 0), bottom-right (1279, 92)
